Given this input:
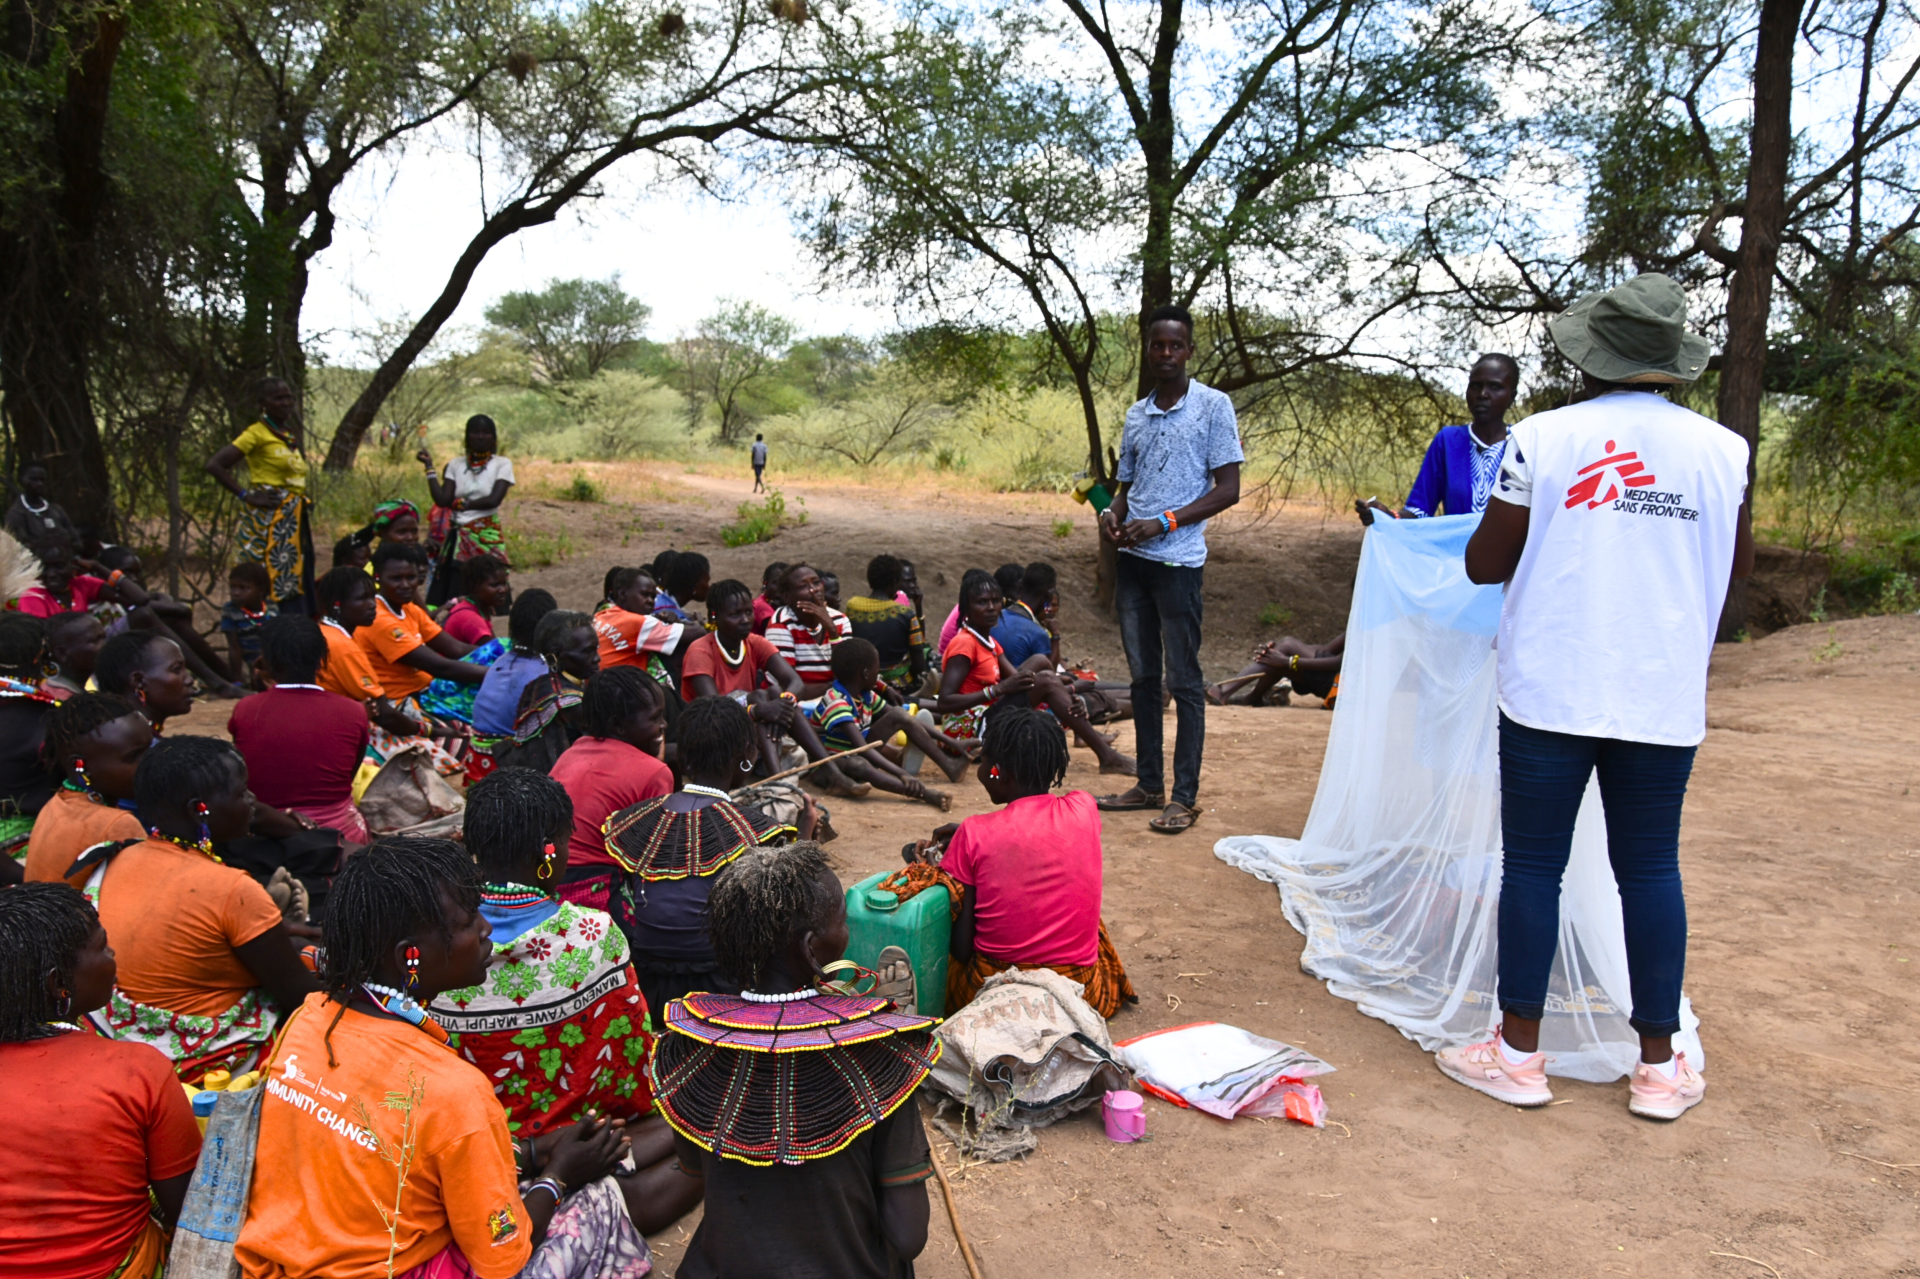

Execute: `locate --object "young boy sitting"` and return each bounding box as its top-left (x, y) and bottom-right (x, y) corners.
top-left (42, 610), bottom-right (103, 700)
top-left (653, 840), bottom-right (937, 1279)
top-left (219, 561), bottom-right (278, 686)
top-left (808, 637), bottom-right (961, 810)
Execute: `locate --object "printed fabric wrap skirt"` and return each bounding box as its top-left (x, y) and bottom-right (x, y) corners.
top-left (395, 1176), bottom-right (651, 1279)
top-left (237, 489), bottom-right (313, 609)
top-left (945, 919), bottom-right (1139, 1019)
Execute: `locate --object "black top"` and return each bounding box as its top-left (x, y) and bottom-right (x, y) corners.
top-left (673, 1103), bottom-right (933, 1279)
top-left (3, 496), bottom-right (76, 548)
top-left (0, 698), bottom-right (56, 819)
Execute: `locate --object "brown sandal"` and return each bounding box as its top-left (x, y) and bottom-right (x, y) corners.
top-left (1149, 801), bottom-right (1199, 834)
top-left (1096, 787), bottom-right (1165, 812)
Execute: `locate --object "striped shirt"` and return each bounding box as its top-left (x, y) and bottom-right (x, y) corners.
top-left (764, 606), bottom-right (851, 683)
top-left (808, 681), bottom-right (885, 749)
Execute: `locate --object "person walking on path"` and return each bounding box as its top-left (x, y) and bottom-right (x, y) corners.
top-left (1095, 304), bottom-right (1243, 834)
top-left (1445, 272), bottom-right (1752, 1121)
top-left (750, 433), bottom-right (768, 492)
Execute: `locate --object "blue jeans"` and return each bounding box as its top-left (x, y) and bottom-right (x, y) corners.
top-left (1497, 713), bottom-right (1697, 1037)
top-left (1115, 553), bottom-right (1205, 807)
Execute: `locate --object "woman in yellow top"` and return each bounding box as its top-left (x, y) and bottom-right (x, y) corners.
top-left (206, 377), bottom-right (312, 614)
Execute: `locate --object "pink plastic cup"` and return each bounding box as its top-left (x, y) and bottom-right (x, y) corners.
top-left (1102, 1089), bottom-right (1145, 1142)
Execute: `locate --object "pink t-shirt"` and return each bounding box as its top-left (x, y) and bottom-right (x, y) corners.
top-left (16, 575), bottom-right (103, 618)
top-left (936, 606), bottom-right (960, 657)
top-left (549, 735), bottom-right (674, 870)
top-left (941, 790), bottom-right (1102, 966)
top-left (438, 598), bottom-right (496, 647)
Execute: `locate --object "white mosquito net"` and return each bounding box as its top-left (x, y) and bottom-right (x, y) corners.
top-left (1215, 514), bottom-right (1702, 1082)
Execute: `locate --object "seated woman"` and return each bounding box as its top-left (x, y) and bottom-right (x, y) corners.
top-left (593, 565), bottom-right (690, 690)
top-left (936, 569), bottom-right (1136, 775)
top-left (93, 630), bottom-right (195, 733)
top-left (1206, 632), bottom-right (1345, 708)
top-left (845, 554), bottom-right (928, 698)
top-left (314, 565), bottom-right (462, 774)
top-left (24, 693), bottom-right (149, 886)
top-left (228, 616), bottom-right (371, 845)
top-left (83, 736), bottom-right (318, 1081)
top-left (808, 638), bottom-right (960, 810)
top-left (419, 553), bottom-right (512, 725)
top-left (357, 542), bottom-right (490, 771)
top-left (43, 607), bottom-right (104, 700)
top-left (549, 668), bottom-right (673, 925)
top-left (763, 563), bottom-right (850, 696)
top-left (431, 770), bottom-right (704, 1235)
top-left (494, 610), bottom-right (600, 773)
top-left (0, 883), bottom-right (202, 1279)
top-left (0, 614), bottom-right (58, 874)
top-left (927, 700), bottom-right (1138, 1018)
top-left (469, 588), bottom-right (558, 781)
top-left (602, 696), bottom-right (805, 1013)
top-left (235, 837), bottom-right (653, 1279)
top-left (356, 497), bottom-right (429, 588)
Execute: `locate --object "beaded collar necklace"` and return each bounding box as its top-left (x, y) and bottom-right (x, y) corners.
top-left (321, 615), bottom-right (354, 636)
top-left (738, 987), bottom-right (819, 1003)
top-left (147, 829), bottom-right (223, 864)
top-left (480, 881), bottom-right (553, 910)
top-left (20, 495), bottom-right (47, 514)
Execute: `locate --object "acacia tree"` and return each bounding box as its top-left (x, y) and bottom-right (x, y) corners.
top-left (799, 0), bottom-right (1528, 489)
top-left (484, 275), bottom-right (652, 382)
top-left (677, 299), bottom-right (798, 442)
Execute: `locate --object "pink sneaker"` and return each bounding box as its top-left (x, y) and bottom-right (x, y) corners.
top-left (1628, 1052), bottom-right (1704, 1120)
top-left (1434, 1030), bottom-right (1553, 1107)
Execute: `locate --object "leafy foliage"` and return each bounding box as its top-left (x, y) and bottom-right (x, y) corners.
top-left (485, 276), bottom-right (652, 384)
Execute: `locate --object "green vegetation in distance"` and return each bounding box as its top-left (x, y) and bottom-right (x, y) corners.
top-left (722, 489), bottom-right (806, 547)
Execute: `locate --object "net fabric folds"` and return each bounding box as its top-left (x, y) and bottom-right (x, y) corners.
top-left (1214, 514), bottom-right (1702, 1082)
top-left (650, 991), bottom-right (940, 1165)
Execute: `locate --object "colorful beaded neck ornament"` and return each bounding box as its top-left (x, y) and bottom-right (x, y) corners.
top-left (649, 991), bottom-right (940, 1167)
top-left (602, 795), bottom-right (796, 882)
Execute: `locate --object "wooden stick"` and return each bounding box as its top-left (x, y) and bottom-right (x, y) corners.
top-left (737, 736), bottom-right (898, 789)
top-left (932, 1148), bottom-right (986, 1279)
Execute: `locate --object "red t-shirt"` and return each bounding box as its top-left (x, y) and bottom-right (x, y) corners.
top-left (680, 632), bottom-right (779, 702)
top-left (16, 575), bottom-right (104, 618)
top-left (751, 594), bottom-right (776, 636)
top-left (549, 736), bottom-right (674, 870)
top-left (440, 598), bottom-right (497, 647)
top-left (941, 790), bottom-right (1103, 966)
top-left (0, 1029), bottom-right (202, 1278)
top-left (229, 685), bottom-right (371, 810)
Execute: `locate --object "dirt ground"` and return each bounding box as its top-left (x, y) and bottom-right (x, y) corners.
top-left (200, 462), bottom-right (1920, 1278)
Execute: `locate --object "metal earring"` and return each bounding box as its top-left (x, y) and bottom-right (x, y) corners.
top-left (538, 843), bottom-right (556, 881)
top-left (740, 757), bottom-right (754, 772)
top-left (404, 946), bottom-right (422, 996)
top-left (55, 988), bottom-right (71, 1021)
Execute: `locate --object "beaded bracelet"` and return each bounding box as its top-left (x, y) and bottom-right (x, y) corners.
top-left (525, 1177), bottom-right (566, 1206)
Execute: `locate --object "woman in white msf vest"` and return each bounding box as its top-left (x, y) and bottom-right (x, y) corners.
top-left (1449, 274), bottom-right (1753, 1121)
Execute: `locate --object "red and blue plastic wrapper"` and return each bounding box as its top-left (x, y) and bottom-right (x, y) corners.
top-left (1113, 1022), bottom-right (1334, 1127)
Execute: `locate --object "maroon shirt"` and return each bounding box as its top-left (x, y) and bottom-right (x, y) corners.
top-left (228, 686), bottom-right (371, 810)
top-left (549, 736), bottom-right (674, 870)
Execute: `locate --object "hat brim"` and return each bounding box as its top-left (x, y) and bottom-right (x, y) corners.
top-left (1550, 289), bottom-right (1711, 384)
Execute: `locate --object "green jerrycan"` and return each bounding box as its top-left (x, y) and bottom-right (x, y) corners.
top-left (843, 871), bottom-right (951, 1018)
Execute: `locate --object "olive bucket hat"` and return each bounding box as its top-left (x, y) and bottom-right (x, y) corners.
top-left (1549, 272), bottom-right (1710, 384)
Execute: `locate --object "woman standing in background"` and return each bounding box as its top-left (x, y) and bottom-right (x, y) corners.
top-left (420, 413), bottom-right (515, 608)
top-left (206, 378), bottom-right (314, 615)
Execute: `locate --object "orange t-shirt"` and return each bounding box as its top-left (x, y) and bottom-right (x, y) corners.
top-left (95, 839), bottom-right (284, 1017)
top-left (593, 606), bottom-right (685, 671)
top-left (24, 790), bottom-right (144, 886)
top-left (356, 598), bottom-right (442, 700)
top-left (320, 619), bottom-right (384, 702)
top-left (235, 994), bottom-right (534, 1279)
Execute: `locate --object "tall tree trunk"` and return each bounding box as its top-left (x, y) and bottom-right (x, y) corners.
top-left (1132, 0), bottom-right (1181, 403)
top-left (1715, 0), bottom-right (1804, 639)
top-left (0, 2), bottom-right (125, 538)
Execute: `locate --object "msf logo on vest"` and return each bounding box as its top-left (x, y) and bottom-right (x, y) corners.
top-left (1565, 441), bottom-right (1655, 510)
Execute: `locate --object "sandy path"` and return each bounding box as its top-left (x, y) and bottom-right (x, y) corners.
top-left (200, 464), bottom-right (1919, 1278)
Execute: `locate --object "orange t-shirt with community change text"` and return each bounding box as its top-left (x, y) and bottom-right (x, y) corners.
top-left (95, 838), bottom-right (284, 1017)
top-left (235, 994), bottom-right (533, 1279)
top-left (356, 598), bottom-right (442, 700)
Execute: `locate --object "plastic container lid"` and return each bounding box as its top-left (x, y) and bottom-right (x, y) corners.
top-left (864, 889), bottom-right (898, 911)
top-left (191, 1090), bottom-right (219, 1117)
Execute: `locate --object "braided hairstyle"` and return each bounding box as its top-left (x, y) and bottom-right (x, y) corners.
top-left (460, 553), bottom-right (507, 597)
top-left (705, 841), bottom-right (838, 991)
top-left (38, 692), bottom-right (143, 775)
top-left (0, 613), bottom-right (48, 677)
top-left (676, 695), bottom-right (756, 778)
top-left (706, 578), bottom-right (754, 615)
top-left (258, 614), bottom-right (325, 683)
top-left (463, 767), bottom-right (573, 880)
top-left (663, 550), bottom-right (709, 603)
top-left (956, 567), bottom-right (996, 616)
top-left (93, 631), bottom-right (167, 697)
top-left (0, 883), bottom-right (98, 1041)
top-left (317, 564), bottom-right (374, 613)
top-left (133, 736), bottom-right (243, 816)
top-left (532, 609), bottom-right (590, 662)
top-left (582, 666), bottom-right (661, 739)
top-left (319, 837), bottom-right (481, 1001)
top-left (507, 588), bottom-right (557, 652)
top-left (981, 698), bottom-right (1068, 791)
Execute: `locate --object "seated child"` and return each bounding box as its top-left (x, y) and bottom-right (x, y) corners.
top-left (593, 564), bottom-right (689, 678)
top-left (471, 588), bottom-right (558, 739)
top-left (1207, 631), bottom-right (1345, 708)
top-left (654, 841), bottom-right (937, 1279)
top-left (42, 608), bottom-right (104, 700)
top-left (752, 560), bottom-right (786, 635)
top-left (219, 560), bottom-right (278, 686)
top-left (928, 700), bottom-right (1139, 1018)
top-left (653, 549), bottom-right (709, 624)
top-left (0, 883), bottom-right (202, 1279)
top-left (228, 616), bottom-right (371, 844)
top-left (845, 555), bottom-right (927, 697)
top-left (549, 668), bottom-right (674, 919)
top-left (235, 837), bottom-right (653, 1279)
top-left (24, 693), bottom-right (149, 886)
top-left (418, 554), bottom-right (511, 725)
top-left (809, 637), bottom-right (965, 810)
top-left (602, 695), bottom-right (803, 1013)
top-left (430, 769), bottom-right (704, 1234)
top-left (764, 563), bottom-right (850, 696)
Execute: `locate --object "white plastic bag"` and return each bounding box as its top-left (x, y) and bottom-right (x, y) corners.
top-left (1113, 1022), bottom-right (1334, 1126)
top-left (1214, 515), bottom-right (1702, 1082)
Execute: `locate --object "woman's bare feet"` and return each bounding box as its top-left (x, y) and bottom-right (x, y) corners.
top-left (904, 779), bottom-right (953, 811)
top-left (813, 763), bottom-right (872, 800)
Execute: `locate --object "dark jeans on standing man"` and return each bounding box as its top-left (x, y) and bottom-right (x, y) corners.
top-left (1496, 712), bottom-right (1698, 1037)
top-left (1115, 552), bottom-right (1205, 808)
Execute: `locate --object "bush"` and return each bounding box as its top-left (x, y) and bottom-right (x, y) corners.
top-left (1257, 602), bottom-right (1293, 627)
top-left (559, 472), bottom-right (602, 502)
top-left (505, 528), bottom-right (578, 566)
top-left (1051, 517), bottom-right (1073, 538)
top-left (721, 489), bottom-right (806, 547)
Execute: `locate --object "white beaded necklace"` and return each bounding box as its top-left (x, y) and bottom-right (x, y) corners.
top-left (682, 783), bottom-right (732, 800)
top-left (738, 987), bottom-right (819, 1003)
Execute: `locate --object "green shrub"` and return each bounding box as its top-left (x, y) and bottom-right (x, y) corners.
top-left (559, 472), bottom-right (602, 502)
top-left (1257, 602), bottom-right (1293, 627)
top-left (1051, 517), bottom-right (1073, 538)
top-left (721, 489), bottom-right (806, 547)
top-left (505, 528), bottom-right (578, 566)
